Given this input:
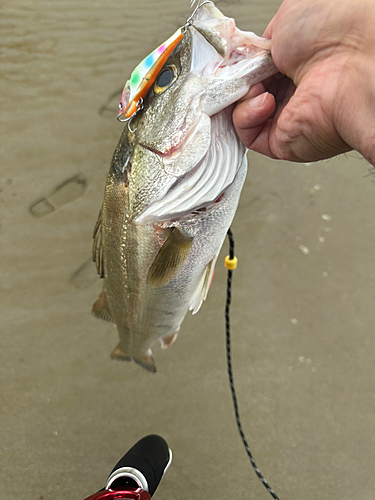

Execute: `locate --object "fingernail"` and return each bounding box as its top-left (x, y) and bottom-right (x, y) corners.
top-left (249, 93), bottom-right (267, 108)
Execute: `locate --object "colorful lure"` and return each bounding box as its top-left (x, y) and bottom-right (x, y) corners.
top-left (117, 28), bottom-right (185, 121)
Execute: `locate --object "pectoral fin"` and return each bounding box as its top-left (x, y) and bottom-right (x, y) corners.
top-left (92, 290), bottom-right (113, 322)
top-left (147, 228), bottom-right (193, 286)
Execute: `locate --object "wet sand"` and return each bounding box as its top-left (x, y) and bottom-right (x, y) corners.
top-left (1, 1), bottom-right (375, 499)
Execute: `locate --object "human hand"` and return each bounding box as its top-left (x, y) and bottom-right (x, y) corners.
top-left (233, 0), bottom-right (375, 165)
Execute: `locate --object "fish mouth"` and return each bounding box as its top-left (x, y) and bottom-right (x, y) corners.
top-left (190, 2), bottom-right (275, 80)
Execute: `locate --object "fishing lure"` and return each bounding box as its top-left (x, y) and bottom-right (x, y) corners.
top-left (117, 1), bottom-right (213, 123)
top-left (117, 28), bottom-right (184, 121)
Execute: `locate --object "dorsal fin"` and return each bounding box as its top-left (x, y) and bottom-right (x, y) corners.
top-left (92, 206), bottom-right (104, 278)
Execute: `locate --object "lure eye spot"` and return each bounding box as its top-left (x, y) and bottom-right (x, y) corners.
top-left (154, 65), bottom-right (178, 95)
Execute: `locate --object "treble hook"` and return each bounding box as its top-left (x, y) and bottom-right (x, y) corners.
top-left (183, 0), bottom-right (214, 32)
top-left (117, 98), bottom-right (144, 133)
top-left (127, 114), bottom-right (137, 133)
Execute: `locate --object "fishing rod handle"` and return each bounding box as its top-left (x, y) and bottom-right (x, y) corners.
top-left (106, 434), bottom-right (172, 497)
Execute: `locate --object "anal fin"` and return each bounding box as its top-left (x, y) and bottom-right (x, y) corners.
top-left (189, 255), bottom-right (217, 315)
top-left (92, 290), bottom-right (113, 322)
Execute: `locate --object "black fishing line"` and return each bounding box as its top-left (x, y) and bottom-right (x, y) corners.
top-left (225, 228), bottom-right (280, 500)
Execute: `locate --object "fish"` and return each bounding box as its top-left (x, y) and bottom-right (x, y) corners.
top-left (92, 1), bottom-right (277, 372)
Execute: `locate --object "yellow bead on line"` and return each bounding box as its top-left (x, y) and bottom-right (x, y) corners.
top-left (224, 255), bottom-right (238, 270)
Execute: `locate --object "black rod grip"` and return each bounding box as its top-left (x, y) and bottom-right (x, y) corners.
top-left (109, 435), bottom-right (170, 496)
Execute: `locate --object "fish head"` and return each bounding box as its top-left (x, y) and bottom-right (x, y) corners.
top-left (121, 2), bottom-right (277, 223)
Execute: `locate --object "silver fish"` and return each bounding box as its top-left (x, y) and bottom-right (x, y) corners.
top-left (93, 2), bottom-right (277, 372)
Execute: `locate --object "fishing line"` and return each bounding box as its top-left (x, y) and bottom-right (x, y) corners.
top-left (225, 228), bottom-right (280, 500)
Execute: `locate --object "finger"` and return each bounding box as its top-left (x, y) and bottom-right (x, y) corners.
top-left (233, 91), bottom-right (276, 149)
top-left (261, 76), bottom-right (295, 120)
top-left (250, 85), bottom-right (350, 162)
top-left (239, 78), bottom-right (278, 103)
top-left (249, 83), bottom-right (297, 159)
top-left (247, 119), bottom-right (276, 158)
top-left (237, 82), bottom-right (266, 103)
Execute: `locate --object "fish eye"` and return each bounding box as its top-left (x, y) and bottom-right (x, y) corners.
top-left (154, 65), bottom-right (178, 95)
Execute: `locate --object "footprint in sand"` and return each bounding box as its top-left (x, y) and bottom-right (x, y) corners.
top-left (0, 178), bottom-right (13, 194)
top-left (29, 174), bottom-right (87, 217)
top-left (70, 258), bottom-right (99, 290)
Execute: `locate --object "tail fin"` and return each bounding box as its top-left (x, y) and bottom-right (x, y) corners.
top-left (111, 344), bottom-right (157, 373)
top-left (111, 343), bottom-right (131, 361)
top-left (133, 351), bottom-right (157, 373)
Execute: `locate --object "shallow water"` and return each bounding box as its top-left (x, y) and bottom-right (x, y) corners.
top-left (1, 1), bottom-right (375, 499)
